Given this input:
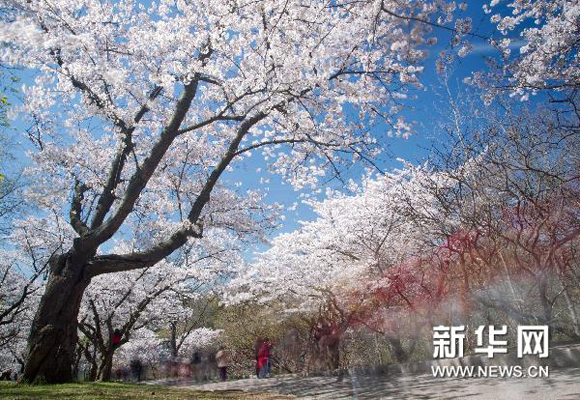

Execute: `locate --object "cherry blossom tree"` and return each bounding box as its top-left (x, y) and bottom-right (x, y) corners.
top-left (468, 0), bottom-right (579, 102)
top-left (227, 163), bottom-right (455, 366)
top-left (0, 252), bottom-right (42, 343)
top-left (166, 326), bottom-right (221, 360)
top-left (422, 102), bottom-right (580, 336)
top-left (77, 231), bottom-right (242, 381)
top-left (234, 94), bottom-right (580, 363)
top-left (0, 0), bottom-right (460, 383)
top-left (0, 216), bottom-right (67, 375)
top-left (0, 157), bottom-right (23, 237)
top-left (0, 253), bottom-right (41, 375)
top-left (112, 327), bottom-right (165, 379)
top-left (110, 326), bottom-right (221, 380)
top-left (77, 262), bottom-right (187, 381)
top-left (164, 295), bottom-right (221, 360)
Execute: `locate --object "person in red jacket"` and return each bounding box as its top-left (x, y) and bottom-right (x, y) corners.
top-left (112, 329), bottom-right (122, 347)
top-left (257, 338), bottom-right (272, 378)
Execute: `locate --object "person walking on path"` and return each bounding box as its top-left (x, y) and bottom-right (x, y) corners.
top-left (258, 338), bottom-right (273, 378)
top-left (215, 347), bottom-right (230, 382)
top-left (191, 351), bottom-right (202, 382)
top-left (130, 358), bottom-right (143, 382)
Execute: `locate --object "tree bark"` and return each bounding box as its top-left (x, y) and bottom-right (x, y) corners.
top-left (22, 252), bottom-right (91, 383)
top-left (538, 276), bottom-right (552, 328)
top-left (98, 350), bottom-right (114, 382)
top-left (72, 345), bottom-right (83, 380)
top-left (84, 343), bottom-right (98, 382)
top-left (318, 332), bottom-right (340, 371)
top-left (170, 322), bottom-right (178, 358)
top-left (327, 339), bottom-right (340, 370)
top-left (20, 92), bottom-right (266, 383)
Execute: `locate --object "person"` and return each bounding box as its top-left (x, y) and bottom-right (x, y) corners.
top-left (215, 346), bottom-right (230, 382)
top-left (112, 329), bottom-right (122, 347)
top-left (192, 351), bottom-right (202, 365)
top-left (191, 351), bottom-right (202, 382)
top-left (130, 358), bottom-right (143, 382)
top-left (258, 338), bottom-right (272, 378)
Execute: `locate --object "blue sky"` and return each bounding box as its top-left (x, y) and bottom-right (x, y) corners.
top-left (2, 1), bottom-right (522, 260)
top-left (226, 2), bottom-right (519, 258)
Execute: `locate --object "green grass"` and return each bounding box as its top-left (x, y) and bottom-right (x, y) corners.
top-left (0, 381), bottom-right (293, 399)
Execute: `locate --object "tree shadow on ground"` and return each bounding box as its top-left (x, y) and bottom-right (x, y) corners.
top-left (185, 366), bottom-right (580, 399)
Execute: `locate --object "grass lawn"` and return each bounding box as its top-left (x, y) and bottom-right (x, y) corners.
top-left (0, 381), bottom-right (294, 399)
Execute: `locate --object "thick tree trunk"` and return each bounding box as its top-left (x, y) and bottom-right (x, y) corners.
top-left (319, 334), bottom-right (340, 371)
top-left (327, 339), bottom-right (340, 370)
top-left (72, 345), bottom-right (83, 380)
top-left (23, 253), bottom-right (91, 383)
top-left (98, 350), bottom-right (114, 382)
top-left (84, 344), bottom-right (98, 382)
top-left (538, 277), bottom-right (552, 327)
top-left (170, 322), bottom-right (178, 358)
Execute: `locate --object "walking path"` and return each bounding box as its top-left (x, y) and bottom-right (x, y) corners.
top-left (149, 344), bottom-right (580, 399)
top-left (151, 366), bottom-right (580, 399)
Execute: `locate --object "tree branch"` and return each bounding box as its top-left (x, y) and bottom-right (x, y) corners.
top-left (90, 86), bottom-right (163, 230)
top-left (70, 180), bottom-right (89, 235)
top-left (87, 112), bottom-right (268, 276)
